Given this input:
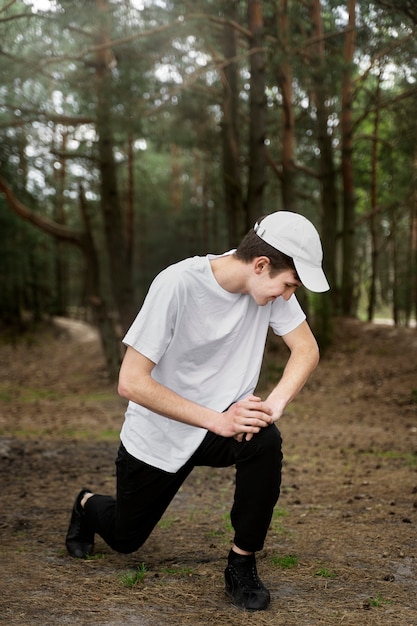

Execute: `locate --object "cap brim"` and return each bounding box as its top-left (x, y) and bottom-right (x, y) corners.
top-left (294, 260), bottom-right (330, 293)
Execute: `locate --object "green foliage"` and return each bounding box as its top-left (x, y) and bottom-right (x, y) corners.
top-left (119, 563), bottom-right (148, 588)
top-left (314, 566), bottom-right (337, 579)
top-left (368, 593), bottom-right (392, 607)
top-left (157, 517), bottom-right (179, 529)
top-left (270, 554), bottom-right (298, 569)
top-left (1, 0), bottom-right (417, 334)
top-left (161, 565), bottom-right (193, 577)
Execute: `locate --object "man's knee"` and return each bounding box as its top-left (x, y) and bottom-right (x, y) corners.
top-left (257, 423), bottom-right (282, 455)
top-left (113, 537), bottom-right (144, 554)
top-left (238, 424), bottom-right (282, 466)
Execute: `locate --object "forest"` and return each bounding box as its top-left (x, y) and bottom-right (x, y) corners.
top-left (2, 4), bottom-right (417, 625)
top-left (1, 0), bottom-right (417, 378)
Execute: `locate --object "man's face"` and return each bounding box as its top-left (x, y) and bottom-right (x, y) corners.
top-left (249, 264), bottom-right (302, 306)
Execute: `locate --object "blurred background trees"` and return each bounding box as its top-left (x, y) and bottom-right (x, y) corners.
top-left (1, 0), bottom-right (416, 377)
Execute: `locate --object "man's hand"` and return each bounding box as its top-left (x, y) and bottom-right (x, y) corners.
top-left (216, 394), bottom-right (273, 442)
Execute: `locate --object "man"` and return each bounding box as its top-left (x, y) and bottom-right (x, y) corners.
top-left (66, 210), bottom-right (329, 611)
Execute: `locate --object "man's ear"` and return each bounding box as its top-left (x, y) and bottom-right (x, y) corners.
top-left (254, 256), bottom-right (270, 274)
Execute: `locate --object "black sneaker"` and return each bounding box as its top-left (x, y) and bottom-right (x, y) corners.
top-left (224, 552), bottom-right (270, 611)
top-left (65, 489), bottom-right (94, 558)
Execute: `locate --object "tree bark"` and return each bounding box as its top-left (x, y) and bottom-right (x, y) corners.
top-left (247, 0), bottom-right (266, 227)
top-left (276, 0), bottom-right (296, 211)
top-left (412, 152), bottom-right (417, 325)
top-left (367, 73), bottom-right (381, 322)
top-left (341, 0), bottom-right (357, 316)
top-left (307, 0), bottom-right (339, 348)
top-left (78, 184), bottom-right (122, 379)
top-left (221, 0), bottom-right (245, 246)
top-left (94, 0), bottom-right (135, 333)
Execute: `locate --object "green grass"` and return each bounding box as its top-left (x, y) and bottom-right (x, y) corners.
top-left (0, 387), bottom-right (13, 401)
top-left (0, 427), bottom-right (120, 441)
top-left (119, 563), bottom-right (148, 588)
top-left (0, 384), bottom-right (116, 404)
top-left (270, 554), bottom-right (298, 569)
top-left (85, 552), bottom-right (106, 561)
top-left (369, 594), bottom-right (392, 607)
top-left (158, 516), bottom-right (179, 529)
top-left (161, 565), bottom-right (194, 577)
top-left (270, 506), bottom-right (289, 534)
top-left (356, 449), bottom-right (417, 468)
top-left (221, 512), bottom-right (233, 533)
top-left (314, 566), bottom-right (337, 579)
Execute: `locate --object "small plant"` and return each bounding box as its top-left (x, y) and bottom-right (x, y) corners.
top-left (271, 507), bottom-right (288, 534)
top-left (221, 512), bottom-right (233, 533)
top-left (271, 554), bottom-right (298, 569)
top-left (85, 552), bottom-right (106, 561)
top-left (369, 594), bottom-right (392, 607)
top-left (162, 565), bottom-right (193, 577)
top-left (119, 563), bottom-right (147, 588)
top-left (314, 566), bottom-right (336, 579)
top-left (157, 516), bottom-right (179, 529)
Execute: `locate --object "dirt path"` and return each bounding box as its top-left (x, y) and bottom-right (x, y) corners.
top-left (0, 317), bottom-right (416, 625)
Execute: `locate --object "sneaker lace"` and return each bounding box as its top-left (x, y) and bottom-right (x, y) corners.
top-left (232, 562), bottom-right (264, 591)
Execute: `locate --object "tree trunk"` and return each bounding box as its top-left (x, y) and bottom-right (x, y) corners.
top-left (367, 74), bottom-right (381, 322)
top-left (53, 128), bottom-right (68, 316)
top-left (126, 132), bottom-right (135, 271)
top-left (247, 0), bottom-right (266, 227)
top-left (94, 0), bottom-right (135, 333)
top-left (412, 152), bottom-right (417, 325)
top-left (391, 211), bottom-right (399, 325)
top-left (79, 185), bottom-right (122, 379)
top-left (221, 0), bottom-right (245, 247)
top-left (276, 0), bottom-right (296, 211)
top-left (341, 0), bottom-right (356, 316)
top-left (307, 0), bottom-right (338, 348)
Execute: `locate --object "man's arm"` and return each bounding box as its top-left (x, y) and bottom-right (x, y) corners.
top-left (264, 320), bottom-right (320, 421)
top-left (118, 346), bottom-right (273, 439)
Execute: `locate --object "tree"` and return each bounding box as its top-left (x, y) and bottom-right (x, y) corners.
top-left (3, 0), bottom-right (417, 373)
top-left (246, 0), bottom-right (266, 227)
top-left (340, 0), bottom-right (356, 316)
top-left (220, 0), bottom-right (245, 246)
top-left (274, 0), bottom-right (297, 212)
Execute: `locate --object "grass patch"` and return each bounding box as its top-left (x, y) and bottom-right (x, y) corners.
top-left (357, 449), bottom-right (417, 468)
top-left (271, 506), bottom-right (288, 534)
top-left (119, 563), bottom-right (147, 588)
top-left (314, 566), bottom-right (337, 578)
top-left (205, 513), bottom-right (233, 544)
top-left (221, 512), bottom-right (233, 533)
top-left (158, 517), bottom-right (179, 529)
top-left (369, 594), bottom-right (392, 607)
top-left (85, 552), bottom-right (106, 561)
top-left (271, 554), bottom-right (298, 569)
top-left (162, 565), bottom-right (194, 577)
top-left (0, 384), bottom-right (116, 405)
top-left (0, 387), bottom-right (13, 401)
top-left (0, 427), bottom-right (120, 440)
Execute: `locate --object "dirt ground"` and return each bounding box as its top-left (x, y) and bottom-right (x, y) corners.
top-left (0, 316), bottom-right (416, 625)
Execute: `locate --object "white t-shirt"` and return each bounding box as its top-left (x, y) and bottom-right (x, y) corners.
top-left (120, 253), bottom-right (306, 472)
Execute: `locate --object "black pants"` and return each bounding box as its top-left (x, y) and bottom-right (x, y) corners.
top-left (84, 424), bottom-right (282, 554)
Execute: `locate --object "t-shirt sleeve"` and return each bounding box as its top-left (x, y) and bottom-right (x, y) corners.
top-left (122, 268), bottom-right (181, 364)
top-left (269, 294), bottom-right (306, 336)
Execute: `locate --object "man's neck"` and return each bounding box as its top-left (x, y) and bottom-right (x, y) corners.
top-left (209, 254), bottom-right (248, 294)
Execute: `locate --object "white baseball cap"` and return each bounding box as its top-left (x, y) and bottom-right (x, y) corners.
top-left (254, 211), bottom-right (330, 292)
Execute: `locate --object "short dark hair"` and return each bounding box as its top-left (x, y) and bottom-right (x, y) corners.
top-left (234, 226), bottom-right (299, 278)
